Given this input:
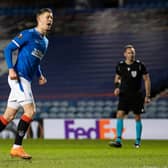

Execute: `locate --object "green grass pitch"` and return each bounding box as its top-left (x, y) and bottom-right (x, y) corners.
top-left (0, 139), bottom-right (168, 168)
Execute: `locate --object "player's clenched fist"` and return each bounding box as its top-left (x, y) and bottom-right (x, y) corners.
top-left (38, 75), bottom-right (47, 85)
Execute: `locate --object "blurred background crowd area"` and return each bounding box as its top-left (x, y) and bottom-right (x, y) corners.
top-left (0, 0), bottom-right (168, 9)
top-left (0, 0), bottom-right (167, 119)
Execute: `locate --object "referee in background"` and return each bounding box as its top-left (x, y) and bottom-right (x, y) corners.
top-left (109, 44), bottom-right (151, 148)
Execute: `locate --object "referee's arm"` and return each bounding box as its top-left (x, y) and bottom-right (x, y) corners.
top-left (114, 74), bottom-right (121, 96)
top-left (143, 73), bottom-right (151, 103)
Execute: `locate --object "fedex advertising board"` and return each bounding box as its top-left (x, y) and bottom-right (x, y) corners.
top-left (44, 119), bottom-right (168, 139)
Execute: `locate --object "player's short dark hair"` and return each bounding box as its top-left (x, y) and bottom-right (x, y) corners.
top-left (124, 44), bottom-right (135, 52)
top-left (36, 8), bottom-right (53, 18)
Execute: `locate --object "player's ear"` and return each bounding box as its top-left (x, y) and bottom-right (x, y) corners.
top-left (36, 16), bottom-right (39, 23)
top-left (124, 52), bottom-right (127, 58)
top-left (133, 50), bottom-right (136, 56)
top-left (132, 48), bottom-right (136, 56)
top-left (36, 15), bottom-right (41, 24)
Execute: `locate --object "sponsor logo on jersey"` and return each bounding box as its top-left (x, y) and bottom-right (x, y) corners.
top-left (31, 48), bottom-right (44, 59)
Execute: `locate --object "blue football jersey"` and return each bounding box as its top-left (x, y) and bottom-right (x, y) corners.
top-left (4, 28), bottom-right (48, 81)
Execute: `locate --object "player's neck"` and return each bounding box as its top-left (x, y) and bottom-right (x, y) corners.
top-left (125, 60), bottom-right (134, 65)
top-left (35, 27), bottom-right (47, 36)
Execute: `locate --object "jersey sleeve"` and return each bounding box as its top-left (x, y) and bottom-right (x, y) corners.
top-left (4, 42), bottom-right (18, 68)
top-left (116, 63), bottom-right (121, 75)
top-left (4, 30), bottom-right (31, 69)
top-left (141, 62), bottom-right (148, 75)
top-left (12, 30), bottom-right (31, 48)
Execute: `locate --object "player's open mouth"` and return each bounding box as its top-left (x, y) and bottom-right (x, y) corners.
top-left (46, 23), bottom-right (52, 30)
top-left (47, 23), bottom-right (52, 26)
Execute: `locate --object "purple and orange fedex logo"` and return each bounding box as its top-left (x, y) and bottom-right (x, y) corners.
top-left (64, 119), bottom-right (125, 139)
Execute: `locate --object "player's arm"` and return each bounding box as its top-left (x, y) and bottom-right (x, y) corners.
top-left (143, 73), bottom-right (151, 103)
top-left (141, 62), bottom-right (151, 103)
top-left (4, 41), bottom-right (19, 80)
top-left (4, 30), bottom-right (30, 80)
top-left (37, 65), bottom-right (47, 85)
top-left (114, 74), bottom-right (121, 96)
top-left (114, 62), bottom-right (122, 96)
top-left (39, 75), bottom-right (47, 85)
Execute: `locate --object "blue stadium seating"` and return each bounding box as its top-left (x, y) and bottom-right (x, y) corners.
top-left (0, 97), bottom-right (167, 119)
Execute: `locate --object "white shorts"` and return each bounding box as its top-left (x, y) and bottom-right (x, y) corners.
top-left (7, 76), bottom-right (34, 109)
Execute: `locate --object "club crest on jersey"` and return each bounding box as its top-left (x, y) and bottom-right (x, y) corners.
top-left (17, 33), bottom-right (23, 39)
top-left (131, 71), bottom-right (137, 78)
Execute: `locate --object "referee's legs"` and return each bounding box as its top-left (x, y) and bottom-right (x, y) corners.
top-left (135, 114), bottom-right (142, 145)
top-left (116, 110), bottom-right (125, 143)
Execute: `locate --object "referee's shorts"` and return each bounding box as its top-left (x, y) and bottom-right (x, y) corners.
top-left (117, 92), bottom-right (145, 114)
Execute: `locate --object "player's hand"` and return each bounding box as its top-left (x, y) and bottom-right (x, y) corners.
top-left (38, 75), bottom-right (47, 85)
top-left (114, 88), bottom-right (120, 96)
top-left (144, 96), bottom-right (151, 104)
top-left (9, 69), bottom-right (18, 80)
